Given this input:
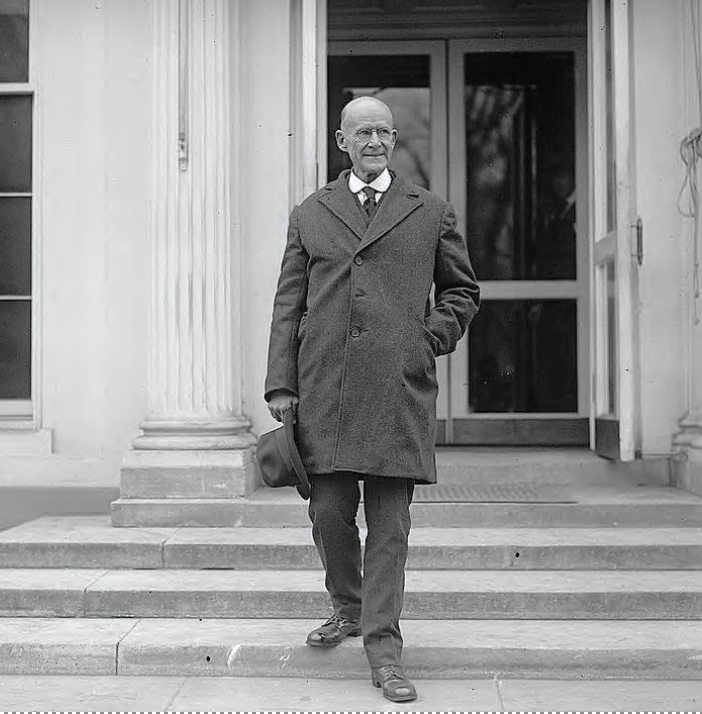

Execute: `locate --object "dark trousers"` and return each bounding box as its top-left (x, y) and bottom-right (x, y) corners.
top-left (307, 472), bottom-right (414, 668)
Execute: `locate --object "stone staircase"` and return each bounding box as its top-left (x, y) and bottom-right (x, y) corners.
top-left (2, 449), bottom-right (702, 679)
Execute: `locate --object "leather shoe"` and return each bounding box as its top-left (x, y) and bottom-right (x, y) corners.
top-left (371, 664), bottom-right (417, 702)
top-left (306, 614), bottom-right (361, 647)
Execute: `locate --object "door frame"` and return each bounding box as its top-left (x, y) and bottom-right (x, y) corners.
top-left (588, 0), bottom-right (639, 461)
top-left (445, 37), bottom-right (590, 444)
top-left (324, 35), bottom-right (595, 448)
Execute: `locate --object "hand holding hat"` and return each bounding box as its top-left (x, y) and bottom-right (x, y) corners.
top-left (256, 408), bottom-right (311, 500)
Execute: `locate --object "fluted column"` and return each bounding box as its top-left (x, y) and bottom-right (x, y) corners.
top-left (135, 0), bottom-right (250, 450)
top-left (673, 289), bottom-right (702, 494)
top-left (673, 0), bottom-right (702, 494)
top-left (113, 0), bottom-right (255, 524)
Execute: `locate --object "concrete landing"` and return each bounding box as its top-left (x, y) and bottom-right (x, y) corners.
top-left (111, 488), bottom-right (702, 527)
top-left (1, 618), bottom-right (702, 680)
top-left (3, 675), bottom-right (702, 711)
top-left (110, 450), bottom-right (692, 527)
top-left (433, 447), bottom-right (670, 486)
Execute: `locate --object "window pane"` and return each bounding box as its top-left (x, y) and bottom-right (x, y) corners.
top-left (0, 94), bottom-right (32, 192)
top-left (328, 54), bottom-right (431, 188)
top-left (0, 196), bottom-right (31, 295)
top-left (0, 299), bottom-right (31, 399)
top-left (464, 52), bottom-right (576, 280)
top-left (468, 299), bottom-right (578, 413)
top-left (0, 0), bottom-right (29, 83)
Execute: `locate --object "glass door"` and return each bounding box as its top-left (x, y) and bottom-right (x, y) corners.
top-left (446, 39), bottom-right (590, 445)
top-left (327, 38), bottom-right (590, 447)
top-left (327, 41), bottom-right (451, 440)
top-left (589, 0), bottom-right (639, 460)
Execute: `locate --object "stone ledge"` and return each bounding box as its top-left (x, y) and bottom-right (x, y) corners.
top-left (110, 496), bottom-right (702, 528)
top-left (0, 516), bottom-right (174, 568)
top-left (4, 568), bottom-right (702, 619)
top-left (119, 617), bottom-right (702, 680)
top-left (114, 448), bottom-right (258, 526)
top-left (8, 516), bottom-right (702, 570)
top-left (0, 428), bottom-right (52, 457)
top-left (2, 618), bottom-right (702, 680)
top-left (0, 618), bottom-right (136, 675)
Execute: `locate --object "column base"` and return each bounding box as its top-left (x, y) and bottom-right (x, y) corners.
top-left (111, 447), bottom-right (259, 527)
top-left (671, 415), bottom-right (702, 496)
top-left (133, 417), bottom-right (256, 450)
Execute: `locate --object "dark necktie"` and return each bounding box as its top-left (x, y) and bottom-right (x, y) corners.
top-left (361, 186), bottom-right (377, 220)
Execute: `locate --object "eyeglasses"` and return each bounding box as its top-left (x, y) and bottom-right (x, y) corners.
top-left (348, 127), bottom-right (394, 143)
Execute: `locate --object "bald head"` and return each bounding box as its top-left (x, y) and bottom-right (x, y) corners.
top-left (340, 96), bottom-right (394, 133)
top-left (336, 96), bottom-right (397, 183)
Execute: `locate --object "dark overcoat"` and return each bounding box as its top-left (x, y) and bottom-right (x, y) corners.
top-left (265, 170), bottom-right (480, 484)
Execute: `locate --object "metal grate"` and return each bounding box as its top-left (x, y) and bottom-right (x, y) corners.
top-left (412, 483), bottom-right (574, 503)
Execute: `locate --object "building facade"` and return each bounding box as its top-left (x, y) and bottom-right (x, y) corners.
top-left (1, 0), bottom-right (702, 515)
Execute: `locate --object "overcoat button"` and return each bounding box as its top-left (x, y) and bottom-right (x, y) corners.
top-left (354, 256), bottom-right (363, 265)
top-left (351, 327), bottom-right (361, 338)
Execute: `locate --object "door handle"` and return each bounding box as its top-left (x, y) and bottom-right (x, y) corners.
top-left (635, 217), bottom-right (643, 266)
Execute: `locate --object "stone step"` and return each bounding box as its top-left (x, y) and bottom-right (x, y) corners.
top-left (1, 617), bottom-right (701, 680)
top-left (4, 568), bottom-right (702, 619)
top-left (110, 491), bottom-right (702, 528)
top-left (433, 448), bottom-right (670, 487)
top-left (4, 517), bottom-right (702, 571)
top-left (117, 449), bottom-right (670, 499)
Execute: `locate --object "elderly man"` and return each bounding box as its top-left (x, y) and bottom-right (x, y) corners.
top-left (265, 96), bottom-right (479, 703)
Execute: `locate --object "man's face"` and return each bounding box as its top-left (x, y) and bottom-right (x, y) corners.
top-left (335, 99), bottom-right (397, 183)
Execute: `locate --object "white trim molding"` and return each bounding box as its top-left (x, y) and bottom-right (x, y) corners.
top-left (290, 0), bottom-right (325, 204)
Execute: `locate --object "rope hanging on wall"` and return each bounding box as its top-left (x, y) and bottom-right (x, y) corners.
top-left (679, 0), bottom-right (702, 324)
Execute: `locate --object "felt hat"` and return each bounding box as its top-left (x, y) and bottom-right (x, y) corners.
top-left (255, 409), bottom-right (311, 500)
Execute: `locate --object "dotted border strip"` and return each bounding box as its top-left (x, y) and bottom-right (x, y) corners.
top-left (4, 710), bottom-right (700, 714)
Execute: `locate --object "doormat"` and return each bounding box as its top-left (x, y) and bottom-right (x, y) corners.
top-left (412, 483), bottom-right (575, 503)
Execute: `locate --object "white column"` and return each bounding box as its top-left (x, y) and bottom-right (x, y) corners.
top-left (135, 0), bottom-right (251, 451)
top-left (674, 286), bottom-right (702, 493)
top-left (673, 0), bottom-right (702, 494)
top-left (114, 0), bottom-right (255, 523)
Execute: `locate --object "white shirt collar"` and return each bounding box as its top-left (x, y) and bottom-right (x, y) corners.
top-left (348, 168), bottom-right (392, 195)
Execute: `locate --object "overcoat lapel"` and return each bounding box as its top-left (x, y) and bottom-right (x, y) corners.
top-left (317, 171), bottom-right (424, 247)
top-left (360, 176), bottom-right (423, 250)
top-left (317, 171), bottom-right (366, 241)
